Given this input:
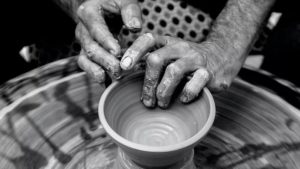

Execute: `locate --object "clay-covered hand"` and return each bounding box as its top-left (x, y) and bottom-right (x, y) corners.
top-left (75, 0), bottom-right (142, 83)
top-left (120, 33), bottom-right (244, 108)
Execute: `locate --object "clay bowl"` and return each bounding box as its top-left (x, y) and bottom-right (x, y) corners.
top-left (98, 71), bottom-right (216, 167)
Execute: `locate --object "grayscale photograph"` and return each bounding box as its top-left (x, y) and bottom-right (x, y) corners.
top-left (1, 0), bottom-right (300, 168)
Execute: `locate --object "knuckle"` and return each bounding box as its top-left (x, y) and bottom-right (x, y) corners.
top-left (197, 68), bottom-right (210, 80)
top-left (143, 33), bottom-right (154, 41)
top-left (77, 3), bottom-right (87, 18)
top-left (75, 24), bottom-right (82, 40)
top-left (139, 33), bottom-right (155, 46)
top-left (166, 63), bottom-right (182, 77)
top-left (176, 41), bottom-right (190, 49)
top-left (147, 54), bottom-right (162, 67)
top-left (85, 49), bottom-right (95, 60)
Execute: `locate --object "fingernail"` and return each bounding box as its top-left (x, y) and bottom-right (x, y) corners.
top-left (128, 17), bottom-right (141, 29)
top-left (115, 74), bottom-right (122, 80)
top-left (158, 101), bottom-right (167, 108)
top-left (180, 95), bottom-right (189, 103)
top-left (121, 57), bottom-right (132, 70)
top-left (143, 99), bottom-right (153, 107)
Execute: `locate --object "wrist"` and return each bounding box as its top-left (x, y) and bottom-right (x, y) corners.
top-left (202, 0), bottom-right (276, 70)
top-left (199, 40), bottom-right (244, 78)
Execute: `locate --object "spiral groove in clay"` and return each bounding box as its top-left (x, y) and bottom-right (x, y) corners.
top-left (103, 73), bottom-right (212, 148)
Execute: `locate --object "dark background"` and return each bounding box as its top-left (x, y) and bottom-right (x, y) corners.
top-left (3, 0), bottom-right (76, 84)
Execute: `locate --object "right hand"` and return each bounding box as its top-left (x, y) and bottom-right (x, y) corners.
top-left (75, 0), bottom-right (142, 83)
top-left (120, 33), bottom-right (243, 108)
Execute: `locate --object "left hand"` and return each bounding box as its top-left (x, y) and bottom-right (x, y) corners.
top-left (75, 0), bottom-right (142, 82)
top-left (120, 33), bottom-right (244, 108)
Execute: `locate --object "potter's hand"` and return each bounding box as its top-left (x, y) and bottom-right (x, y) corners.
top-left (120, 33), bottom-right (242, 108)
top-left (120, 0), bottom-right (276, 108)
top-left (75, 0), bottom-right (142, 82)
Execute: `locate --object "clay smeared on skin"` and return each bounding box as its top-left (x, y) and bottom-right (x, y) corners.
top-left (142, 58), bottom-right (163, 107)
top-left (180, 68), bottom-right (210, 103)
top-left (68, 0), bottom-right (143, 80)
top-left (142, 77), bottom-right (157, 107)
top-left (76, 23), bottom-right (121, 79)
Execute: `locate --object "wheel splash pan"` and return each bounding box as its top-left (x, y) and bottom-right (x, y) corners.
top-left (0, 58), bottom-right (299, 169)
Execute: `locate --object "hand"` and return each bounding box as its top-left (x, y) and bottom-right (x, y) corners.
top-left (75, 0), bottom-right (142, 83)
top-left (120, 33), bottom-right (244, 108)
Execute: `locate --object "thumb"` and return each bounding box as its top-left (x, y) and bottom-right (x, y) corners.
top-left (120, 0), bottom-right (142, 31)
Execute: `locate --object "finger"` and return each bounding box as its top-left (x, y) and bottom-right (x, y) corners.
top-left (120, 33), bottom-right (155, 70)
top-left (120, 34), bottom-right (179, 70)
top-left (142, 45), bottom-right (183, 107)
top-left (77, 0), bottom-right (120, 55)
top-left (207, 68), bottom-right (234, 92)
top-left (180, 68), bottom-right (210, 103)
top-left (120, 0), bottom-right (142, 30)
top-left (76, 23), bottom-right (121, 78)
top-left (77, 52), bottom-right (106, 83)
top-left (101, 1), bottom-right (120, 14)
top-left (156, 59), bottom-right (193, 108)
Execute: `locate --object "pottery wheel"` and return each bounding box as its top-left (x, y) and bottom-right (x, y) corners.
top-left (0, 58), bottom-right (299, 169)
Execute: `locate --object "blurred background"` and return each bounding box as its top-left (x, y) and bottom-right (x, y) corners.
top-left (3, 0), bottom-right (78, 84)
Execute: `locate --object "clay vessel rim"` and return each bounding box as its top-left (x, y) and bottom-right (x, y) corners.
top-left (98, 72), bottom-right (216, 153)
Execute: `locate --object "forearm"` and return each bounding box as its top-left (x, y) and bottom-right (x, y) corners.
top-left (206, 0), bottom-right (276, 68)
top-left (52, 0), bottom-right (85, 21)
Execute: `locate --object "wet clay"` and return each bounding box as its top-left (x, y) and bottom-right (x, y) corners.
top-left (103, 73), bottom-right (210, 147)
